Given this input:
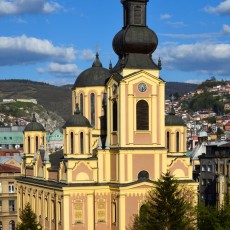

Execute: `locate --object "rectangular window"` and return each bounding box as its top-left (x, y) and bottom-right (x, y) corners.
top-left (0, 182), bottom-right (2, 193)
top-left (9, 200), bottom-right (15, 212)
top-left (8, 182), bottom-right (14, 193)
top-left (201, 165), bottom-right (207, 172)
top-left (208, 165), bottom-right (213, 172)
top-left (0, 200), bottom-right (2, 212)
top-left (202, 179), bottom-right (206, 186)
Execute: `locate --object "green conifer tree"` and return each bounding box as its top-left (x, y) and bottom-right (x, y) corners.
top-left (130, 172), bottom-right (196, 230)
top-left (17, 203), bottom-right (42, 230)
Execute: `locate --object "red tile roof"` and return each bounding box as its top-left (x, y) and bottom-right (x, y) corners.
top-left (0, 164), bottom-right (20, 173)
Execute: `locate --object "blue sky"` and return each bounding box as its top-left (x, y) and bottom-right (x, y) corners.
top-left (0, 0), bottom-right (230, 86)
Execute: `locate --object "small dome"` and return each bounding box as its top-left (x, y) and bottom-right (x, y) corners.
top-left (24, 114), bottom-right (45, 132)
top-left (165, 107), bottom-right (186, 126)
top-left (63, 105), bottom-right (92, 128)
top-left (72, 53), bottom-right (110, 88)
top-left (165, 115), bottom-right (186, 126)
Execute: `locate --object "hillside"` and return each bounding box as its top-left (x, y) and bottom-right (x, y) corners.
top-left (0, 80), bottom-right (72, 121)
top-left (0, 80), bottom-right (198, 120)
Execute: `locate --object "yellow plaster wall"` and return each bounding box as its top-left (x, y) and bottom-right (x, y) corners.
top-left (24, 131), bottom-right (46, 154)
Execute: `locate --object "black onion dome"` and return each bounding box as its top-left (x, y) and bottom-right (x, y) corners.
top-left (72, 53), bottom-right (110, 88)
top-left (112, 25), bottom-right (158, 57)
top-left (24, 114), bottom-right (45, 132)
top-left (63, 104), bottom-right (92, 128)
top-left (165, 107), bottom-right (186, 126)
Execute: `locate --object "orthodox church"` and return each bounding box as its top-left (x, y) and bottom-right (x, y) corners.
top-left (16, 0), bottom-right (197, 229)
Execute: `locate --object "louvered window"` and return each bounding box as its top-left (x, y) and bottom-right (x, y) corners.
top-left (80, 132), bottom-right (84, 154)
top-left (136, 100), bottom-right (149, 130)
top-left (91, 93), bottom-right (95, 128)
top-left (70, 132), bottom-right (74, 154)
top-left (134, 6), bottom-right (142, 25)
top-left (113, 101), bottom-right (117, 131)
top-left (176, 132), bottom-right (180, 152)
top-left (167, 132), bottom-right (170, 150)
top-left (80, 94), bottom-right (84, 115)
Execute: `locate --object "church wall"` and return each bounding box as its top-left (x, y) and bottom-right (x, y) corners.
top-left (24, 131), bottom-right (46, 154)
top-left (26, 168), bottom-right (33, 176)
top-left (72, 162), bottom-right (94, 182)
top-left (165, 126), bottom-right (187, 153)
top-left (110, 153), bottom-right (117, 181)
top-left (48, 171), bottom-right (58, 180)
top-left (125, 194), bottom-right (145, 228)
top-left (132, 154), bottom-right (155, 180)
top-left (73, 86), bottom-right (106, 133)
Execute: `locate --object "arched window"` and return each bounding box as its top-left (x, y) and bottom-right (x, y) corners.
top-left (134, 5), bottom-right (142, 25)
top-left (91, 93), bottom-right (95, 128)
top-left (35, 136), bottom-right (39, 151)
top-left (80, 93), bottom-right (84, 115)
top-left (138, 170), bottom-right (149, 180)
top-left (9, 220), bottom-right (15, 230)
top-left (70, 132), bottom-right (74, 154)
top-left (167, 132), bottom-right (170, 150)
top-left (113, 101), bottom-right (117, 131)
top-left (139, 204), bottom-right (148, 216)
top-left (80, 132), bottom-right (84, 154)
top-left (28, 136), bottom-right (30, 153)
top-left (176, 132), bottom-right (180, 152)
top-left (136, 100), bottom-right (149, 130)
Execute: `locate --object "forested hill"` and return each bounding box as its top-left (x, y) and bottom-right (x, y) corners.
top-left (0, 79), bottom-right (198, 120)
top-left (0, 80), bottom-right (72, 120)
top-left (165, 82), bottom-right (198, 99)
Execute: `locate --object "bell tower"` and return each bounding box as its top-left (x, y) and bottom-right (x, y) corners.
top-left (105, 0), bottom-right (167, 184)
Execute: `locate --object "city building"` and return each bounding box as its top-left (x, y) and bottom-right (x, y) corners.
top-left (0, 126), bottom-right (24, 150)
top-left (199, 142), bottom-right (230, 207)
top-left (0, 164), bottom-right (20, 229)
top-left (16, 1), bottom-right (197, 229)
top-left (46, 129), bottom-right (63, 152)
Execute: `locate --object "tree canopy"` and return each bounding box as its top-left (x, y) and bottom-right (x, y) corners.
top-left (17, 203), bottom-right (42, 230)
top-left (130, 172), bottom-right (196, 230)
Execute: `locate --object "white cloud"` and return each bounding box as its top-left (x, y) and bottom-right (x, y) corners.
top-left (0, 0), bottom-right (61, 16)
top-left (158, 42), bottom-right (230, 76)
top-left (160, 14), bottom-right (172, 20)
top-left (77, 49), bottom-right (95, 60)
top-left (37, 63), bottom-right (80, 77)
top-left (222, 24), bottom-right (230, 34)
top-left (166, 21), bottom-right (186, 28)
top-left (204, 0), bottom-right (230, 15)
top-left (0, 35), bottom-right (75, 65)
top-left (185, 79), bottom-right (205, 84)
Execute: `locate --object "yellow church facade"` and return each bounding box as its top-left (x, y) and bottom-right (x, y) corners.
top-left (16, 0), bottom-right (197, 229)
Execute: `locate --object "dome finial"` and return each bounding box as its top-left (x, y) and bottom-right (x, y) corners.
top-left (75, 103), bottom-right (81, 114)
top-left (92, 51), bottom-right (102, 67)
top-left (158, 57), bottom-right (162, 70)
top-left (169, 95), bottom-right (175, 115)
top-left (32, 113), bottom-right (36, 122)
top-left (109, 60), bottom-right (113, 70)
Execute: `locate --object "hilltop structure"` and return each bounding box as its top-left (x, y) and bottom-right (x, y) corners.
top-left (16, 1), bottom-right (197, 229)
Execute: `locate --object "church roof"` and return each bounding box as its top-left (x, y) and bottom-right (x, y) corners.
top-left (63, 105), bottom-right (92, 128)
top-left (112, 0), bottom-right (159, 71)
top-left (24, 114), bottom-right (45, 132)
top-left (165, 106), bottom-right (186, 126)
top-left (72, 53), bottom-right (110, 88)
